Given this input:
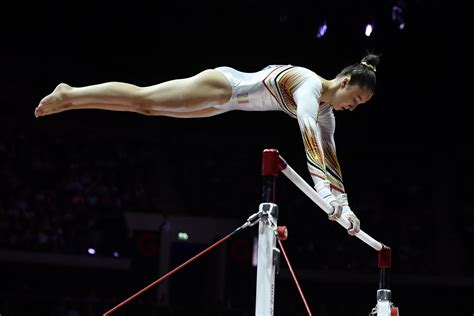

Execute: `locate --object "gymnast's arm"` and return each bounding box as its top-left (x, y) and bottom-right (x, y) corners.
top-left (293, 77), bottom-right (341, 218)
top-left (318, 109), bottom-right (360, 234)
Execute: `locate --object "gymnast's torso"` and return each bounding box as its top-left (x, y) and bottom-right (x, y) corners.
top-left (214, 65), bottom-right (326, 118)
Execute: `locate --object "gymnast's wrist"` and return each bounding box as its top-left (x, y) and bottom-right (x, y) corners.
top-left (336, 193), bottom-right (349, 207)
top-left (314, 180), bottom-right (337, 205)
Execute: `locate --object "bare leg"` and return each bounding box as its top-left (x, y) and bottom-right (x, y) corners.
top-left (35, 69), bottom-right (232, 118)
top-left (42, 101), bottom-right (230, 118)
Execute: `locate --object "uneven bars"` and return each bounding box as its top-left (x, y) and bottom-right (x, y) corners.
top-left (263, 149), bottom-right (384, 251)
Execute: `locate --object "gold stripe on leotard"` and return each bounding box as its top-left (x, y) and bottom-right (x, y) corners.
top-left (263, 66), bottom-right (310, 118)
top-left (300, 119), bottom-right (326, 179)
top-left (322, 140), bottom-right (345, 192)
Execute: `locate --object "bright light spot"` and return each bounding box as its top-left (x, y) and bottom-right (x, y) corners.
top-left (178, 232), bottom-right (189, 240)
top-left (87, 248), bottom-right (96, 255)
top-left (365, 24), bottom-right (373, 37)
top-left (316, 22), bottom-right (327, 38)
top-left (113, 251), bottom-right (120, 258)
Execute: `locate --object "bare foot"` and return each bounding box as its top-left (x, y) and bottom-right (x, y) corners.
top-left (35, 83), bottom-right (73, 117)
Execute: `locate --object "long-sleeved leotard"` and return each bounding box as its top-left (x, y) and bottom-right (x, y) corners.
top-left (214, 65), bottom-right (345, 193)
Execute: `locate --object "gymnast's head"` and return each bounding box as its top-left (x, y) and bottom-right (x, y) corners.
top-left (330, 53), bottom-right (380, 111)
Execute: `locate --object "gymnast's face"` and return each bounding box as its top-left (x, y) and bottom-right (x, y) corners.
top-left (331, 77), bottom-right (373, 111)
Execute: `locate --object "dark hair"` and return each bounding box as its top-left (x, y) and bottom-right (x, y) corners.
top-left (336, 53), bottom-right (380, 92)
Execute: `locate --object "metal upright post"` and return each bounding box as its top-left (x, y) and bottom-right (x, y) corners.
top-left (370, 246), bottom-right (399, 316)
top-left (255, 149), bottom-right (282, 316)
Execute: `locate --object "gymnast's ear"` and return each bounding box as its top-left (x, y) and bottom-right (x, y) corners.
top-left (340, 76), bottom-right (351, 88)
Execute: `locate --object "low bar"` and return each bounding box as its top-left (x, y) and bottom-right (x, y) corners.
top-left (277, 154), bottom-right (384, 251)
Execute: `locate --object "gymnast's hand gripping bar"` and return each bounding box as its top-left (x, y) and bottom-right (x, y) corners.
top-left (261, 148), bottom-right (386, 252)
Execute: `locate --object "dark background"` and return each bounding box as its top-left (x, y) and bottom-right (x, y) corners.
top-left (0, 0), bottom-right (471, 315)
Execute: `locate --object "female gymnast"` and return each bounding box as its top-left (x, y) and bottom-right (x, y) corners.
top-left (35, 53), bottom-right (381, 235)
